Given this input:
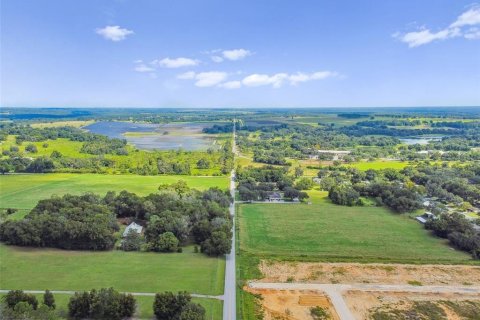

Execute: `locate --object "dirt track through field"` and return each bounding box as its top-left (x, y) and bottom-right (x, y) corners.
top-left (248, 282), bottom-right (480, 320)
top-left (259, 261), bottom-right (480, 286)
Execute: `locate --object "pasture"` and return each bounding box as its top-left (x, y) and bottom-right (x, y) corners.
top-left (347, 160), bottom-right (410, 170)
top-left (0, 244), bottom-right (225, 296)
top-left (0, 173), bottom-right (229, 218)
top-left (238, 191), bottom-right (474, 264)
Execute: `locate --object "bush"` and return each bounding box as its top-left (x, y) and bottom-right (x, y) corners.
top-left (3, 290), bottom-right (38, 310)
top-left (25, 144), bottom-right (38, 153)
top-left (310, 306), bottom-right (330, 320)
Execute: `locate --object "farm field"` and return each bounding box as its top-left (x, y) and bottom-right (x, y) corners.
top-left (0, 293), bottom-right (222, 320)
top-left (0, 244), bottom-right (225, 296)
top-left (0, 173), bottom-right (229, 218)
top-left (238, 191), bottom-right (474, 264)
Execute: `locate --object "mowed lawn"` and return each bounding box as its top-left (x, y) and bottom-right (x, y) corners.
top-left (0, 173), bottom-right (229, 218)
top-left (0, 245), bottom-right (225, 296)
top-left (238, 191), bottom-right (474, 264)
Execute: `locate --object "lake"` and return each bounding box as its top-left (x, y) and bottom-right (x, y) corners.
top-left (84, 121), bottom-right (216, 151)
top-left (399, 136), bottom-right (443, 145)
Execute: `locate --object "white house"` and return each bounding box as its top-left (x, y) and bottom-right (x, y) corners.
top-left (267, 192), bottom-right (282, 202)
top-left (123, 222), bottom-right (143, 237)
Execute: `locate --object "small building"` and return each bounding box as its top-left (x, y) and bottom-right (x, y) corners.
top-left (415, 212), bottom-right (435, 224)
top-left (123, 222), bottom-right (143, 237)
top-left (267, 192), bottom-right (282, 202)
top-left (416, 216), bottom-right (427, 224)
top-left (316, 150), bottom-right (351, 160)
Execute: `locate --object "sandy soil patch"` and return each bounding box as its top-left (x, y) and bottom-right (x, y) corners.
top-left (344, 291), bottom-right (480, 320)
top-left (245, 288), bottom-right (340, 320)
top-left (259, 261), bottom-right (480, 286)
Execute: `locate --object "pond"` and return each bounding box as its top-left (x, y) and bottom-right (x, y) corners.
top-left (399, 136), bottom-right (443, 145)
top-left (84, 121), bottom-right (216, 151)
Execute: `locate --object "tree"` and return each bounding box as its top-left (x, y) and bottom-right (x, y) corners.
top-left (179, 303), bottom-right (206, 320)
top-left (196, 158), bottom-right (210, 169)
top-left (153, 292), bottom-right (202, 320)
top-left (294, 167), bottom-right (304, 178)
top-left (328, 185), bottom-right (360, 206)
top-left (3, 290), bottom-right (38, 310)
top-left (43, 290), bottom-right (55, 309)
top-left (26, 157), bottom-right (55, 173)
top-left (121, 229), bottom-right (143, 251)
top-left (201, 231), bottom-right (231, 256)
top-left (295, 177), bottom-right (314, 190)
top-left (0, 160), bottom-right (14, 174)
top-left (158, 180), bottom-right (190, 198)
top-left (68, 288), bottom-right (135, 320)
top-left (150, 232), bottom-right (179, 252)
top-left (25, 144), bottom-right (38, 153)
top-left (68, 292), bottom-right (91, 319)
top-left (50, 150), bottom-right (63, 158)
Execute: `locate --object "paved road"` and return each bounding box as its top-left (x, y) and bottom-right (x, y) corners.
top-left (223, 121), bottom-right (237, 320)
top-left (249, 282), bottom-right (480, 320)
top-left (0, 289), bottom-right (223, 300)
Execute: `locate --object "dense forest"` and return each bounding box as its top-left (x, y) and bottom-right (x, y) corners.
top-left (0, 182), bottom-right (233, 256)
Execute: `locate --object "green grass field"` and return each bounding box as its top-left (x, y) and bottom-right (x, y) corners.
top-left (347, 160), bottom-right (410, 170)
top-left (238, 191), bottom-right (474, 264)
top-left (0, 293), bottom-right (222, 320)
top-left (0, 244), bottom-right (225, 296)
top-left (0, 173), bottom-right (229, 218)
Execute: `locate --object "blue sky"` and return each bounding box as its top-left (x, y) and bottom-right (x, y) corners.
top-left (1, 0), bottom-right (479, 108)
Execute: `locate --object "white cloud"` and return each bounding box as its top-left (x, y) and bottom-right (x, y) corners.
top-left (397, 27), bottom-right (460, 47)
top-left (450, 7), bottom-right (480, 28)
top-left (177, 71), bottom-right (196, 79)
top-left (242, 73), bottom-right (288, 88)
top-left (179, 69), bottom-right (337, 89)
top-left (211, 55), bottom-right (224, 63)
top-left (219, 81), bottom-right (242, 89)
top-left (465, 27), bottom-right (480, 39)
top-left (222, 49), bottom-right (252, 61)
top-left (153, 57), bottom-right (199, 68)
top-left (177, 71), bottom-right (228, 87)
top-left (289, 71), bottom-right (337, 85)
top-left (96, 25), bottom-right (134, 41)
top-left (195, 72), bottom-right (228, 87)
top-left (395, 6), bottom-right (480, 47)
top-left (134, 64), bottom-right (155, 72)
top-left (242, 71), bottom-right (337, 88)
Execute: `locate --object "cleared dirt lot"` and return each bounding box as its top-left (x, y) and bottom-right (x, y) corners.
top-left (245, 288), bottom-right (340, 320)
top-left (344, 291), bottom-right (480, 320)
top-left (259, 261), bottom-right (480, 286)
